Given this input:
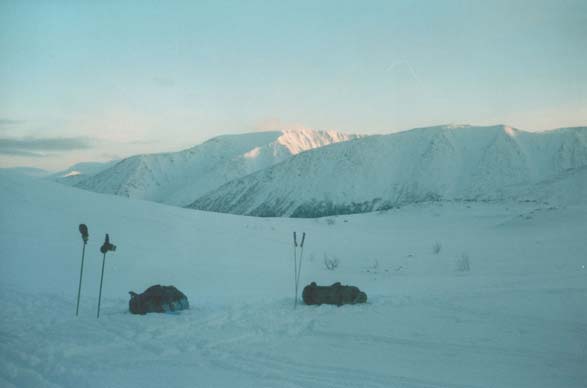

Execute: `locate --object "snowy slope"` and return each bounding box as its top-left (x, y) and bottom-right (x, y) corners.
top-left (0, 166), bottom-right (49, 177)
top-left (1, 172), bottom-right (586, 388)
top-left (73, 129), bottom-right (359, 206)
top-left (189, 125), bottom-right (587, 217)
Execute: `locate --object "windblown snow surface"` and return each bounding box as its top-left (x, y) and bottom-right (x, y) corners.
top-left (1, 172), bottom-right (586, 388)
top-left (189, 125), bottom-right (587, 217)
top-left (73, 129), bottom-right (359, 206)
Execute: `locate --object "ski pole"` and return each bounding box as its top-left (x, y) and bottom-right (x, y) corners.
top-left (296, 232), bottom-right (306, 296)
top-left (293, 232), bottom-right (298, 308)
top-left (97, 251), bottom-right (106, 319)
top-left (97, 234), bottom-right (116, 319)
top-left (76, 224), bottom-right (89, 316)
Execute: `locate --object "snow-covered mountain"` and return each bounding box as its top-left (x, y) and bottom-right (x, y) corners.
top-left (50, 160), bottom-right (120, 185)
top-left (188, 125), bottom-right (587, 217)
top-left (73, 129), bottom-right (360, 206)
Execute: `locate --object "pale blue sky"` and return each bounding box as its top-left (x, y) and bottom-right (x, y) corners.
top-left (1, 0), bottom-right (586, 170)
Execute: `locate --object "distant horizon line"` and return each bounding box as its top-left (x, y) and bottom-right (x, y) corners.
top-left (2, 122), bottom-right (585, 173)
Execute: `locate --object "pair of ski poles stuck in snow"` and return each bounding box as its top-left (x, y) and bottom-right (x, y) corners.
top-left (75, 224), bottom-right (117, 318)
top-left (293, 231), bottom-right (306, 308)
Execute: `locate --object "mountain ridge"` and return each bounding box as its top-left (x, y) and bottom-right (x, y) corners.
top-left (188, 125), bottom-right (587, 217)
top-left (72, 129), bottom-right (361, 206)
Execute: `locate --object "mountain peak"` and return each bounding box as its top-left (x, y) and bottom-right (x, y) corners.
top-left (276, 128), bottom-right (359, 155)
top-left (70, 129), bottom-right (359, 206)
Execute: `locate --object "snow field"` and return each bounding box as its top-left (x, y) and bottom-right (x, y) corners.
top-left (1, 173), bottom-right (586, 387)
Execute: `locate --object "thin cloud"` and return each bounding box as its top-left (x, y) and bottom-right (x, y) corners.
top-left (0, 119), bottom-right (24, 133)
top-left (0, 136), bottom-right (94, 156)
top-left (0, 149), bottom-right (47, 157)
top-left (0, 119), bottom-right (24, 127)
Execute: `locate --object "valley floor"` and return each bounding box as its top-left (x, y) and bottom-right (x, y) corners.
top-left (1, 174), bottom-right (586, 388)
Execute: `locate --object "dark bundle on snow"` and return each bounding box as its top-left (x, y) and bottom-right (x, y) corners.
top-left (302, 282), bottom-right (367, 306)
top-left (129, 285), bottom-right (189, 315)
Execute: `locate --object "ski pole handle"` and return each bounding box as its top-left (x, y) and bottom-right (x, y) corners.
top-left (100, 234), bottom-right (117, 253)
top-left (293, 232), bottom-right (297, 247)
top-left (300, 232), bottom-right (306, 248)
top-left (79, 224), bottom-right (89, 244)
